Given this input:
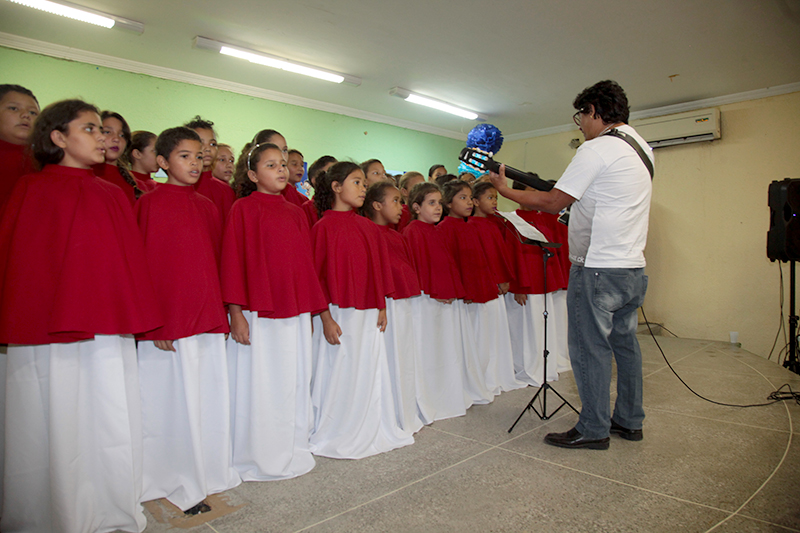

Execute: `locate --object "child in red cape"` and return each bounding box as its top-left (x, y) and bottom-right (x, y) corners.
top-left (309, 161), bottom-right (413, 459)
top-left (363, 181), bottom-right (424, 434)
top-left (222, 142), bottom-right (327, 480)
top-left (0, 99), bottom-right (162, 533)
top-left (402, 182), bottom-right (471, 422)
top-left (135, 127), bottom-right (240, 513)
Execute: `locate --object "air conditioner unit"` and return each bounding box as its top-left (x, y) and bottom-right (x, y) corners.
top-left (632, 108), bottom-right (720, 149)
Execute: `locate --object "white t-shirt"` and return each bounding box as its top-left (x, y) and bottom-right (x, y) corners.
top-left (554, 124), bottom-right (653, 268)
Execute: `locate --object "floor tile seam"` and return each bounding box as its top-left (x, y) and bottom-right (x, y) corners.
top-left (728, 512), bottom-right (800, 533)
top-left (289, 445), bottom-right (500, 533)
top-left (705, 400), bottom-right (795, 533)
top-left (205, 523), bottom-right (221, 533)
top-left (708, 346), bottom-right (800, 381)
top-left (645, 406), bottom-right (792, 434)
top-left (496, 445), bottom-right (734, 514)
top-left (641, 341), bottom-right (718, 379)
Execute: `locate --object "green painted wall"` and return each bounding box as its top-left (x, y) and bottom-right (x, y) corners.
top-left (0, 46), bottom-right (463, 175)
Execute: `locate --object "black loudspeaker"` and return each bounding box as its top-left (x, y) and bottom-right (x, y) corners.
top-left (767, 178), bottom-right (800, 262)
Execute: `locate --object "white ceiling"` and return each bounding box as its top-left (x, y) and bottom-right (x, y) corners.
top-left (2, 0), bottom-right (800, 138)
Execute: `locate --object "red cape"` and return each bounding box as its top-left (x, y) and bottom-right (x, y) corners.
top-left (135, 184), bottom-right (228, 340)
top-left (131, 170), bottom-right (159, 193)
top-left (221, 192), bottom-right (327, 318)
top-left (468, 216), bottom-right (514, 285)
top-left (195, 170), bottom-right (235, 223)
top-left (301, 198), bottom-right (319, 228)
top-left (437, 216), bottom-right (500, 303)
top-left (281, 184), bottom-right (309, 207)
top-left (376, 224), bottom-right (420, 300)
top-left (515, 209), bottom-right (568, 292)
top-left (499, 211), bottom-right (565, 294)
top-left (0, 139), bottom-right (36, 214)
top-left (311, 209), bottom-right (394, 310)
top-left (93, 162), bottom-right (136, 207)
top-left (0, 165), bottom-right (162, 344)
top-left (402, 220), bottom-right (465, 300)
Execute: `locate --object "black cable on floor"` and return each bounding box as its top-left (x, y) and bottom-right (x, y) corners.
top-left (640, 307), bottom-right (794, 408)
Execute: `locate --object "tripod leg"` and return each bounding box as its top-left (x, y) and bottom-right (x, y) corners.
top-left (507, 386), bottom-right (544, 433)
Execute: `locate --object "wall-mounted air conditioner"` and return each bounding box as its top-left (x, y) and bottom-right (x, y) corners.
top-left (632, 108), bottom-right (720, 149)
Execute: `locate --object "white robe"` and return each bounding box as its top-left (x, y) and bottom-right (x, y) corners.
top-left (228, 312), bottom-right (316, 481)
top-left (2, 335), bottom-right (146, 533)
top-left (310, 305), bottom-right (414, 459)
top-left (138, 334), bottom-right (240, 511)
top-left (410, 294), bottom-right (470, 423)
top-left (384, 297), bottom-right (424, 434)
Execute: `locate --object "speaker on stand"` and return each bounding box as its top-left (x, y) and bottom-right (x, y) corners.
top-left (767, 178), bottom-right (800, 374)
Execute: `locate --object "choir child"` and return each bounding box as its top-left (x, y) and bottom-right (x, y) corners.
top-left (505, 182), bottom-right (571, 384)
top-left (135, 127), bottom-right (240, 513)
top-left (363, 181), bottom-right (424, 434)
top-left (361, 158), bottom-right (388, 187)
top-left (94, 110), bottom-right (142, 205)
top-left (301, 155), bottom-right (337, 227)
top-left (438, 181), bottom-right (524, 404)
top-left (468, 181), bottom-right (524, 392)
top-left (402, 182), bottom-right (471, 422)
top-left (0, 84), bottom-right (38, 212)
top-left (310, 161), bottom-right (413, 459)
top-left (126, 130), bottom-right (159, 192)
top-left (212, 143), bottom-right (235, 186)
top-left (221, 142), bottom-right (327, 480)
top-left (0, 99), bottom-right (162, 533)
top-left (185, 116), bottom-right (235, 221)
top-left (428, 163), bottom-right (447, 183)
top-left (287, 148), bottom-right (308, 197)
top-left (396, 171), bottom-right (424, 232)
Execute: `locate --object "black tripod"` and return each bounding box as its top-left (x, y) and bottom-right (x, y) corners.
top-left (786, 260), bottom-right (800, 374)
top-left (509, 240), bottom-right (578, 433)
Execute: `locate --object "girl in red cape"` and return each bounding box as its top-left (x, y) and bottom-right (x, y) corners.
top-left (402, 182), bottom-right (471, 423)
top-left (309, 161), bottom-right (413, 459)
top-left (0, 99), bottom-right (162, 533)
top-left (221, 142), bottom-right (327, 480)
top-left (363, 181), bottom-right (424, 434)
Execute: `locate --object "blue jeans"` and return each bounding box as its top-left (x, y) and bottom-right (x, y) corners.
top-left (568, 265), bottom-right (648, 439)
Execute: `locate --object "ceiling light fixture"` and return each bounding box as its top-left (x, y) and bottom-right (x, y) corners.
top-left (5, 0), bottom-right (144, 33)
top-left (193, 36), bottom-right (361, 86)
top-left (389, 87), bottom-right (485, 121)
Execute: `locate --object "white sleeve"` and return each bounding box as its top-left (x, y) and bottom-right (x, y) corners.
top-left (553, 145), bottom-right (606, 201)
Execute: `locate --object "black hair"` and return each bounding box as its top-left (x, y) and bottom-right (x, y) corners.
top-left (308, 155), bottom-right (337, 187)
top-left (363, 181), bottom-right (398, 220)
top-left (472, 180), bottom-right (496, 200)
top-left (120, 130), bottom-right (156, 168)
top-left (288, 148), bottom-right (303, 158)
top-left (0, 84), bottom-right (38, 104)
top-left (441, 179), bottom-right (471, 217)
top-left (30, 99), bottom-right (99, 168)
top-left (155, 126), bottom-right (201, 160)
top-left (314, 161), bottom-right (361, 216)
top-left (408, 182), bottom-right (441, 221)
top-left (183, 115), bottom-right (215, 132)
top-left (232, 129), bottom-right (285, 193)
top-left (435, 173), bottom-right (457, 188)
top-left (573, 80), bottom-right (630, 124)
top-left (360, 158), bottom-right (382, 176)
top-left (234, 142), bottom-right (282, 198)
top-left (427, 164), bottom-right (445, 178)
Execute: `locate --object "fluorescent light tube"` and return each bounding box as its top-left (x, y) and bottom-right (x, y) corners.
top-left (5, 0), bottom-right (144, 33)
top-left (194, 37), bottom-right (361, 86)
top-left (389, 87), bottom-right (484, 121)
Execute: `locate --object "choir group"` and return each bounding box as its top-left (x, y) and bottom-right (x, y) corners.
top-left (0, 84), bottom-right (571, 533)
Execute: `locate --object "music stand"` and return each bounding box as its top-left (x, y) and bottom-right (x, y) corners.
top-left (508, 238), bottom-right (578, 433)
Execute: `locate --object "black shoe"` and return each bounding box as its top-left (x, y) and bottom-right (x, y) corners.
top-left (610, 419), bottom-right (643, 441)
top-left (544, 427), bottom-right (609, 450)
top-left (184, 500), bottom-right (211, 516)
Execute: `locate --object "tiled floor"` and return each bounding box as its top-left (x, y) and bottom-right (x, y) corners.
top-left (141, 335), bottom-right (800, 533)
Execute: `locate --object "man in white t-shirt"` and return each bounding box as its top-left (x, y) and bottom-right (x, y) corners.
top-left (491, 80), bottom-right (652, 450)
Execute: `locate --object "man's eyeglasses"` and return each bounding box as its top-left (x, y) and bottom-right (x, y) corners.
top-left (573, 110), bottom-right (584, 126)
